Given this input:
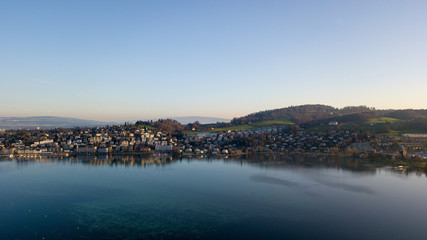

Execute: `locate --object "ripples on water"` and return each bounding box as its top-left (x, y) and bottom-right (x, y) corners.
top-left (1, 155), bottom-right (426, 240)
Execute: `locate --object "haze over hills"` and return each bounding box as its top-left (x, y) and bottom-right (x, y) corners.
top-left (0, 116), bottom-right (109, 129)
top-left (165, 116), bottom-right (230, 124)
top-left (0, 116), bottom-right (230, 130)
top-left (139, 116), bottom-right (230, 124)
top-left (1, 105), bottom-right (427, 132)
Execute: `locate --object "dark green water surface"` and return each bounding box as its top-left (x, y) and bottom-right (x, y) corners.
top-left (1, 156), bottom-right (427, 240)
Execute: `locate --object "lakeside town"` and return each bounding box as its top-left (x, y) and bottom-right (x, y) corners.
top-left (1, 120), bottom-right (426, 161)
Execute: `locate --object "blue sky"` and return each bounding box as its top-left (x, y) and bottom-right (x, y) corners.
top-left (1, 0), bottom-right (426, 121)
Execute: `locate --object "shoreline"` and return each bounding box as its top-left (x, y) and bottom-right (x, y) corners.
top-left (2, 151), bottom-right (426, 170)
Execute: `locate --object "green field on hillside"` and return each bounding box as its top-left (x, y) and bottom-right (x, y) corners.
top-left (207, 125), bottom-right (254, 132)
top-left (208, 120), bottom-right (294, 132)
top-left (252, 120), bottom-right (294, 126)
top-left (180, 120), bottom-right (295, 134)
top-left (368, 117), bottom-right (399, 124)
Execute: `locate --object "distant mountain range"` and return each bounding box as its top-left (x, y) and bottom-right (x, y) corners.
top-left (167, 116), bottom-right (230, 124)
top-left (0, 116), bottom-right (231, 129)
top-left (2, 105), bottom-right (426, 131)
top-left (0, 116), bottom-right (109, 129)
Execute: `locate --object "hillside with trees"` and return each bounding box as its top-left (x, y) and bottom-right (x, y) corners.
top-left (231, 104), bottom-right (378, 125)
top-left (231, 104), bottom-right (338, 125)
top-left (229, 105), bottom-right (427, 134)
top-left (127, 105), bottom-right (427, 135)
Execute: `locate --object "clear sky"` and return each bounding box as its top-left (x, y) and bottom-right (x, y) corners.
top-left (1, 0), bottom-right (426, 121)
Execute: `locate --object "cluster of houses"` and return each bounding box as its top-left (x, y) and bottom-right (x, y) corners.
top-left (0, 126), bottom-right (175, 157)
top-left (175, 127), bottom-right (357, 155)
top-left (0, 124), bottom-right (426, 159)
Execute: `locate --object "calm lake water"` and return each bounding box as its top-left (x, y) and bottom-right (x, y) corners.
top-left (1, 155), bottom-right (427, 240)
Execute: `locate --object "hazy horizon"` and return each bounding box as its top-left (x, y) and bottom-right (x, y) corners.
top-left (1, 1), bottom-right (426, 121)
top-left (0, 115), bottom-right (232, 123)
top-left (1, 104), bottom-right (427, 122)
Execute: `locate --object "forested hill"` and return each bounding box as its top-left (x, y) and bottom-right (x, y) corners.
top-left (231, 104), bottom-right (427, 126)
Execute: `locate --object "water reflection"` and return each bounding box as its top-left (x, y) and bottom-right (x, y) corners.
top-left (1, 154), bottom-right (427, 240)
top-left (2, 154), bottom-right (426, 176)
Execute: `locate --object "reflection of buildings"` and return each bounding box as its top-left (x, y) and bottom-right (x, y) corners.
top-left (71, 154), bottom-right (176, 167)
top-left (3, 153), bottom-right (427, 176)
top-left (1, 155), bottom-right (383, 174)
top-left (6, 155), bottom-right (176, 167)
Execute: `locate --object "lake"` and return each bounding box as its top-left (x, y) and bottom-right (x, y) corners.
top-left (1, 155), bottom-right (426, 240)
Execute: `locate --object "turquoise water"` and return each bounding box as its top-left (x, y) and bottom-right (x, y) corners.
top-left (1, 156), bottom-right (427, 240)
